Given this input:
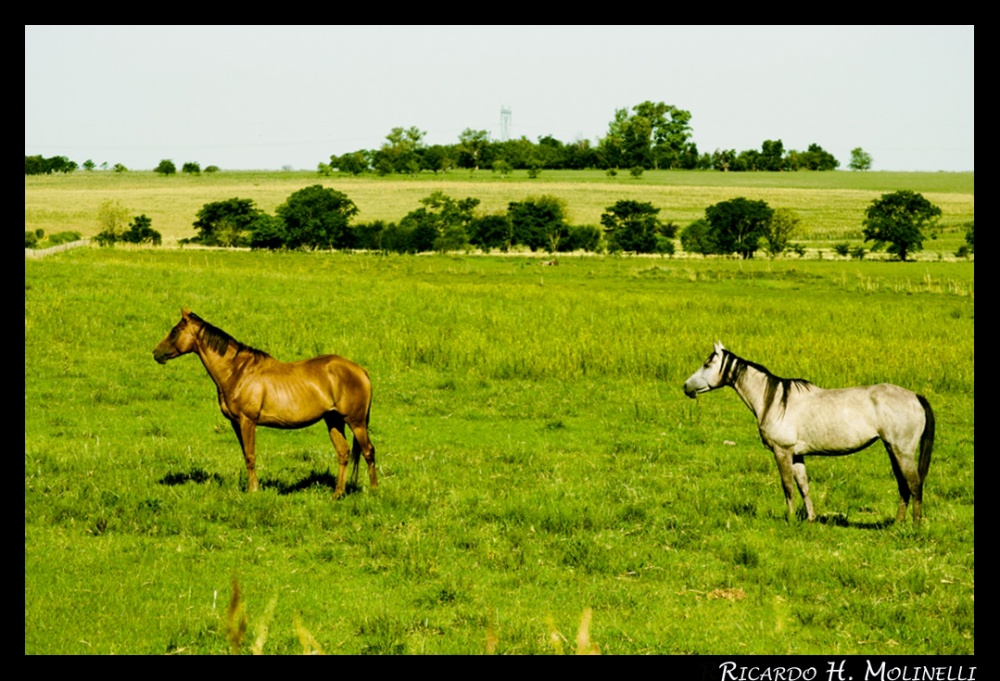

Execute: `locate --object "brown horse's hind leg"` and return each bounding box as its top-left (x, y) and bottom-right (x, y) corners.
top-left (324, 414), bottom-right (351, 499)
top-left (232, 416), bottom-right (259, 492)
top-left (349, 422), bottom-right (377, 490)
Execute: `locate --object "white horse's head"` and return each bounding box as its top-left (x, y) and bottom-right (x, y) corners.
top-left (683, 341), bottom-right (727, 398)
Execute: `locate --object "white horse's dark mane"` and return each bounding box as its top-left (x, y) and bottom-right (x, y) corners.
top-left (721, 349), bottom-right (813, 418)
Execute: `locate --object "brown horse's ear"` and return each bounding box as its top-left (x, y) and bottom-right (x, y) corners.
top-left (181, 307), bottom-right (191, 317)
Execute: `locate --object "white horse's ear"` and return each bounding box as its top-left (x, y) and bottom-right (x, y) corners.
top-left (714, 340), bottom-right (725, 353)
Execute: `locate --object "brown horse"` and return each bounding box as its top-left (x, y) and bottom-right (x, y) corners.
top-left (153, 308), bottom-right (376, 498)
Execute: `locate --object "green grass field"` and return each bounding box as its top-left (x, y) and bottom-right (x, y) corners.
top-left (25, 169), bottom-right (975, 252)
top-left (25, 246), bottom-right (973, 654)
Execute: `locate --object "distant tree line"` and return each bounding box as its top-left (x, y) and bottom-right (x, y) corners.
top-left (27, 101), bottom-right (862, 176)
top-left (25, 155), bottom-right (78, 175)
top-left (185, 186), bottom-right (687, 255)
top-left (25, 155), bottom-right (218, 175)
top-left (325, 102), bottom-right (845, 176)
top-left (184, 185), bottom-right (943, 261)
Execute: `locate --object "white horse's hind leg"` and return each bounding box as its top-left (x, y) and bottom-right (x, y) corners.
top-left (792, 455), bottom-right (816, 521)
top-left (884, 441), bottom-right (920, 523)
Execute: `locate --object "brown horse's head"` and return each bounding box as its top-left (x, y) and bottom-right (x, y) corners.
top-left (153, 308), bottom-right (200, 364)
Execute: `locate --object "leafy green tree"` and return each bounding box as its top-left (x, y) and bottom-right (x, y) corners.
top-left (373, 126), bottom-right (425, 174)
top-left (182, 162), bottom-right (201, 174)
top-left (375, 223), bottom-right (410, 254)
top-left (469, 214), bottom-right (513, 253)
top-left (25, 155), bottom-right (46, 175)
top-left (508, 195), bottom-right (568, 252)
top-left (601, 200), bottom-right (673, 254)
top-left (704, 197), bottom-right (773, 259)
top-left (492, 136), bottom-right (535, 170)
top-left (83, 159), bottom-right (96, 172)
top-left (113, 163), bottom-right (128, 173)
top-left (399, 209), bottom-right (440, 252)
top-left (457, 129), bottom-right (490, 170)
top-left (711, 149), bottom-right (737, 172)
top-left (680, 219), bottom-right (719, 255)
top-left (52, 156), bottom-right (76, 173)
top-left (121, 215), bottom-right (162, 245)
top-left (598, 107), bottom-right (647, 169)
top-left (352, 220), bottom-right (389, 252)
top-left (758, 139), bottom-right (785, 171)
top-left (563, 137), bottom-right (598, 169)
top-left (95, 199), bottom-right (132, 244)
top-left (397, 192), bottom-right (480, 253)
top-left (536, 135), bottom-right (568, 169)
top-left (275, 185), bottom-right (359, 250)
top-left (492, 159), bottom-right (512, 178)
top-left (191, 198), bottom-right (264, 246)
top-left (862, 190), bottom-right (941, 261)
top-left (849, 147), bottom-right (873, 171)
top-left (762, 207), bottom-right (802, 258)
top-left (787, 144), bottom-right (840, 171)
top-left (419, 145), bottom-right (455, 174)
top-left (334, 151), bottom-right (369, 175)
top-left (636, 101), bottom-right (696, 169)
top-left (559, 225), bottom-right (602, 253)
top-left (204, 165), bottom-right (220, 173)
top-left (247, 214), bottom-right (288, 250)
top-left (600, 102), bottom-right (696, 170)
top-left (25, 155), bottom-right (77, 174)
top-left (155, 159), bottom-right (177, 176)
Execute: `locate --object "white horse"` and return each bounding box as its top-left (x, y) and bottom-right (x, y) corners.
top-left (683, 342), bottom-right (934, 524)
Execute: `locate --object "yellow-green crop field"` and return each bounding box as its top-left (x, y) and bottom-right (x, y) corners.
top-left (25, 169), bottom-right (974, 251)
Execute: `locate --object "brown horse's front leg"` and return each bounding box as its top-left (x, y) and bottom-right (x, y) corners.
top-left (232, 416), bottom-right (259, 492)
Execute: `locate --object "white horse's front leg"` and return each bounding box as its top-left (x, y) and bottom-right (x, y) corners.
top-left (772, 448), bottom-right (799, 520)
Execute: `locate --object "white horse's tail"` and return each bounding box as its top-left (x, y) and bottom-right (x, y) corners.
top-left (917, 394), bottom-right (934, 483)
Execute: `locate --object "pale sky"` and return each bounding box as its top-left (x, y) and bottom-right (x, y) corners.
top-left (25, 26), bottom-right (974, 172)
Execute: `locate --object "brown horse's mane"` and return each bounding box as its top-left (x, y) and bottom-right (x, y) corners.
top-left (190, 312), bottom-right (271, 360)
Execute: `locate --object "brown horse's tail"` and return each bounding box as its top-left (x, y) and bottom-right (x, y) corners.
top-left (916, 394), bottom-right (934, 483)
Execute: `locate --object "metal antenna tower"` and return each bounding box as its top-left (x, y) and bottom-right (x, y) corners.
top-left (500, 106), bottom-right (512, 141)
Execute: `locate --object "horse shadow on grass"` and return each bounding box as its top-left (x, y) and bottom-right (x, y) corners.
top-left (158, 467), bottom-right (360, 496)
top-left (159, 468), bottom-right (225, 486)
top-left (264, 469), bottom-right (361, 496)
top-left (814, 512), bottom-right (896, 530)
